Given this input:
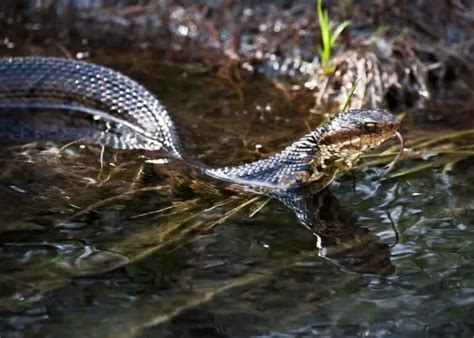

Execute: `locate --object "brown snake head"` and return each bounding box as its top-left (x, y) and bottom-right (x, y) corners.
top-left (315, 109), bottom-right (401, 167)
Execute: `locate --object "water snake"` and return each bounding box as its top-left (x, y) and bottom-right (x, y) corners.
top-left (0, 57), bottom-right (401, 191)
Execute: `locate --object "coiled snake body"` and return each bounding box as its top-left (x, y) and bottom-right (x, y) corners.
top-left (0, 57), bottom-right (400, 190)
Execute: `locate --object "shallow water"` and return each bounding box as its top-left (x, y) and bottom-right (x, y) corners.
top-left (0, 47), bottom-right (473, 338)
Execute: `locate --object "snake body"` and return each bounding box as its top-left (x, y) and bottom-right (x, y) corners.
top-left (0, 57), bottom-right (400, 190)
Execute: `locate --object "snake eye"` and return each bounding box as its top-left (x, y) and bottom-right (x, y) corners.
top-left (363, 121), bottom-right (377, 133)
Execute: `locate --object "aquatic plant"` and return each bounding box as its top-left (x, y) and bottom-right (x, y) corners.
top-left (341, 78), bottom-right (360, 112)
top-left (317, 0), bottom-right (351, 72)
top-left (360, 127), bottom-right (474, 178)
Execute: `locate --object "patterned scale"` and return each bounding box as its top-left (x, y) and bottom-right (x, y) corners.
top-left (0, 57), bottom-right (183, 158)
top-left (204, 130), bottom-right (322, 189)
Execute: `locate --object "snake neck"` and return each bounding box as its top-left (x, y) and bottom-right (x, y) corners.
top-left (203, 129), bottom-right (328, 190)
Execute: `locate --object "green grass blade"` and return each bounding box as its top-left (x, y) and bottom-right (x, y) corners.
top-left (330, 20), bottom-right (351, 46)
top-left (317, 0), bottom-right (350, 67)
top-left (341, 78), bottom-right (360, 112)
top-left (317, 0), bottom-right (330, 66)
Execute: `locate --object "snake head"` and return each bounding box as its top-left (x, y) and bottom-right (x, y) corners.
top-left (316, 109), bottom-right (401, 165)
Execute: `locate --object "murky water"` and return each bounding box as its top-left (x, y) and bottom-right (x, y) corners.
top-left (0, 33), bottom-right (474, 338)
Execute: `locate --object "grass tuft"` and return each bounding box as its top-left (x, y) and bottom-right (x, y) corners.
top-left (317, 0), bottom-right (351, 73)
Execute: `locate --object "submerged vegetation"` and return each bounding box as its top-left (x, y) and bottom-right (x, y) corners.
top-left (363, 128), bottom-right (474, 178)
